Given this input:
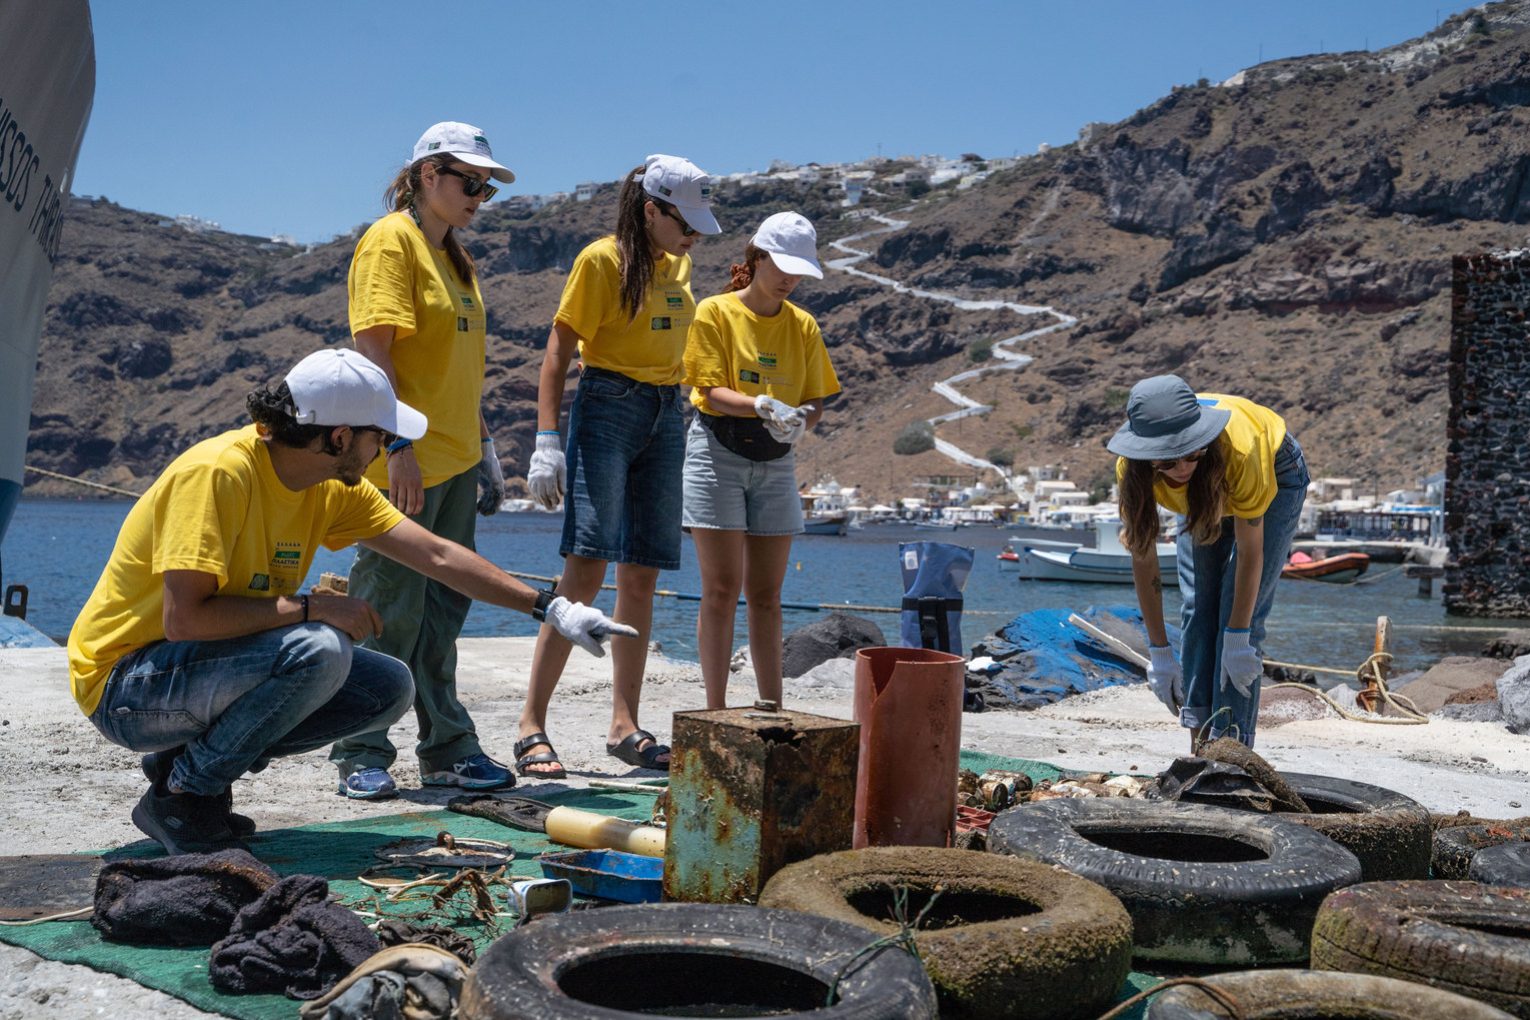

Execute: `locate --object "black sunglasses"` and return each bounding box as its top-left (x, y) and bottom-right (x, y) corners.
top-left (435, 165), bottom-right (498, 201)
top-left (656, 202), bottom-right (698, 237)
top-left (356, 426), bottom-right (397, 447)
top-left (1153, 446), bottom-right (1209, 470)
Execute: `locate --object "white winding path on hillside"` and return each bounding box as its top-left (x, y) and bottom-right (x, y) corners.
top-left (826, 212), bottom-right (1077, 478)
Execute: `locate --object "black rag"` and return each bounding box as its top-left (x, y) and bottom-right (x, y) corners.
top-left (209, 873), bottom-right (381, 1000)
top-left (91, 848), bottom-right (278, 946)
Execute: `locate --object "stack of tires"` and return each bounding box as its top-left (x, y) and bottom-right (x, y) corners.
top-left (984, 777), bottom-right (1529, 1018)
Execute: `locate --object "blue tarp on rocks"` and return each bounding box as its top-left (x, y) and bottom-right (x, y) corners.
top-left (967, 605), bottom-right (1182, 711)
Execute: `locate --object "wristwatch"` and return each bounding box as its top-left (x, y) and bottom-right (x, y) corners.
top-left (531, 588), bottom-right (557, 622)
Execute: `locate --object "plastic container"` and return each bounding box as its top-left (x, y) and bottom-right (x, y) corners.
top-left (538, 848), bottom-right (663, 904)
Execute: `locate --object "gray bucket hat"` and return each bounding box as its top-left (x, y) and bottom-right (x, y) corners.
top-left (1106, 375), bottom-right (1231, 460)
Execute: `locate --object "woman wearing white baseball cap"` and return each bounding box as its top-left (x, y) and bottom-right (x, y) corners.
top-left (517, 154), bottom-right (722, 776)
top-left (1110, 375), bottom-right (1309, 750)
top-left (681, 211), bottom-right (841, 709)
top-left (330, 121), bottom-right (519, 799)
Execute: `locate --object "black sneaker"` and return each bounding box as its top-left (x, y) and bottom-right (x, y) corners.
top-left (130, 783), bottom-right (244, 855)
top-left (141, 748), bottom-right (256, 838)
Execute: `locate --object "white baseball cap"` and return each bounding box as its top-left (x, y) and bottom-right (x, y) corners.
top-left (411, 121), bottom-right (516, 183)
top-left (752, 211), bottom-right (822, 279)
top-left (285, 349), bottom-right (428, 440)
top-left (639, 154), bottom-right (721, 234)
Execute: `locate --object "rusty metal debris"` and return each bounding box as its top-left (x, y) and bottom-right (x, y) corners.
top-left (958, 770), bottom-right (1152, 811)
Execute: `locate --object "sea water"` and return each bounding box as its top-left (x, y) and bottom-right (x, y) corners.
top-left (1, 498), bottom-right (1509, 677)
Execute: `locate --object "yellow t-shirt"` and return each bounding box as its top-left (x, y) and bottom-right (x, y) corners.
top-left (1115, 394), bottom-right (1288, 519)
top-left (555, 235), bottom-right (694, 385)
top-left (349, 212), bottom-right (486, 488)
top-left (684, 292), bottom-right (841, 414)
top-left (67, 427), bottom-right (405, 715)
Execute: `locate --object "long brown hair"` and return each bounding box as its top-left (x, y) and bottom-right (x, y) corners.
top-left (1119, 437), bottom-right (1228, 555)
top-left (384, 155), bottom-right (476, 285)
top-left (726, 243), bottom-right (768, 292)
top-left (615, 166), bottom-right (661, 321)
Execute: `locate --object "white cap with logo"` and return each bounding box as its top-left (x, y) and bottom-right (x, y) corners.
top-left (752, 211), bottom-right (822, 279)
top-left (639, 154), bottom-right (721, 235)
top-left (412, 121), bottom-right (516, 183)
top-left (285, 349), bottom-right (428, 440)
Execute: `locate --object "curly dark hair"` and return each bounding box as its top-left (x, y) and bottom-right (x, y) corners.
top-left (246, 382), bottom-right (341, 453)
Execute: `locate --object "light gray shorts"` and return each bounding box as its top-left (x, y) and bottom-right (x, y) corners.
top-left (682, 417), bottom-right (804, 536)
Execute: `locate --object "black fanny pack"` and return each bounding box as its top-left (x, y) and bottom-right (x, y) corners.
top-left (700, 413), bottom-right (792, 462)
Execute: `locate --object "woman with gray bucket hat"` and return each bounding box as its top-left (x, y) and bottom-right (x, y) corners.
top-left (1109, 375), bottom-right (1309, 748)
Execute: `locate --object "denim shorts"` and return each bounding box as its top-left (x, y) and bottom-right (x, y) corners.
top-left (682, 418), bottom-right (804, 536)
top-left (561, 366), bottom-right (685, 569)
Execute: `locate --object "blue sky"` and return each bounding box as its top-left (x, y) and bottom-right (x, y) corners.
top-left (74, 0), bottom-right (1480, 242)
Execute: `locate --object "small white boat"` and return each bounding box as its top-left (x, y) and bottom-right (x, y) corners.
top-left (996, 543), bottom-right (1020, 571)
top-left (1016, 519), bottom-right (1177, 585)
top-left (914, 519), bottom-right (959, 531)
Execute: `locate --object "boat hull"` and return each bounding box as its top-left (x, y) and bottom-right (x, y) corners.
top-left (0, 1), bottom-right (95, 552)
top-left (803, 514), bottom-right (848, 537)
top-left (1283, 552), bottom-right (1370, 584)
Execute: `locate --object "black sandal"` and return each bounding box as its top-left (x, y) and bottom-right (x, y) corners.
top-left (513, 732), bottom-right (567, 780)
top-left (605, 729), bottom-right (670, 771)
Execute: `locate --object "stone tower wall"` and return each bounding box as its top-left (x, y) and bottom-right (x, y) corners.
top-left (1445, 251), bottom-right (1530, 616)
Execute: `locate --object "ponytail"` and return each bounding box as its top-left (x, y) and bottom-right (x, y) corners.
top-left (727, 244), bottom-right (768, 293)
top-left (384, 156), bottom-right (477, 285)
top-left (615, 166), bottom-right (654, 321)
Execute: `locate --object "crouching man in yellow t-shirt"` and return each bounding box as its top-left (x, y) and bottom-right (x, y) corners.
top-left (67, 349), bottom-right (635, 856)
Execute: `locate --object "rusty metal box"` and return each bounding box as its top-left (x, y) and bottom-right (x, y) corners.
top-left (663, 706), bottom-right (859, 904)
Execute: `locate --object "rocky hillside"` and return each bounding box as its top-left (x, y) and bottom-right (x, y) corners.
top-left (27, 2), bottom-right (1530, 501)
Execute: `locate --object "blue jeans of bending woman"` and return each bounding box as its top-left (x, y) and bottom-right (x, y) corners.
top-left (90, 623), bottom-right (414, 797)
top-left (1177, 435), bottom-right (1309, 748)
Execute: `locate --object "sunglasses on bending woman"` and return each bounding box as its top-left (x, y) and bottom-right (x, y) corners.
top-left (656, 203), bottom-right (698, 237)
top-left (435, 165), bottom-right (498, 201)
top-left (1153, 446), bottom-right (1210, 470)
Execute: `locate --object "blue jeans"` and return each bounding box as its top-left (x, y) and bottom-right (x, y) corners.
top-left (90, 624), bottom-right (414, 797)
top-left (562, 366), bottom-right (686, 569)
top-left (1177, 435), bottom-right (1309, 747)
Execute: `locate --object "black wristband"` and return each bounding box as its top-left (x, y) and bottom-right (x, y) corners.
top-left (531, 588), bottom-right (556, 622)
top-left (301, 594), bottom-right (310, 622)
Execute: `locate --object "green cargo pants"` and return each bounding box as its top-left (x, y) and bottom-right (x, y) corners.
top-left (329, 466), bottom-right (481, 776)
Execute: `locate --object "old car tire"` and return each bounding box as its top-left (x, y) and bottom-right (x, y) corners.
top-left (1472, 842), bottom-right (1530, 887)
top-left (1435, 824), bottom-right (1530, 879)
top-left (1273, 773), bottom-right (1432, 882)
top-left (987, 799), bottom-right (1361, 964)
top-left (1145, 968), bottom-right (1517, 1019)
top-left (458, 902), bottom-right (937, 1020)
top-left (758, 846), bottom-right (1132, 1020)
top-left (1311, 880), bottom-right (1530, 1018)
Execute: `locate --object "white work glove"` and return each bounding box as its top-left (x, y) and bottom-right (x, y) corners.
top-left (476, 437), bottom-right (506, 516)
top-left (527, 432), bottom-right (566, 510)
top-left (753, 394), bottom-right (807, 445)
top-left (545, 596), bottom-right (639, 657)
top-left (1146, 644), bottom-right (1183, 714)
top-left (1220, 629), bottom-right (1262, 698)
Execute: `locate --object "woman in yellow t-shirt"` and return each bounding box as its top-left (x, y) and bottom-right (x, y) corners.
top-left (329, 122), bottom-right (515, 799)
top-left (1109, 375), bottom-right (1309, 750)
top-left (517, 154), bottom-right (722, 777)
top-left (681, 212), bottom-right (840, 709)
